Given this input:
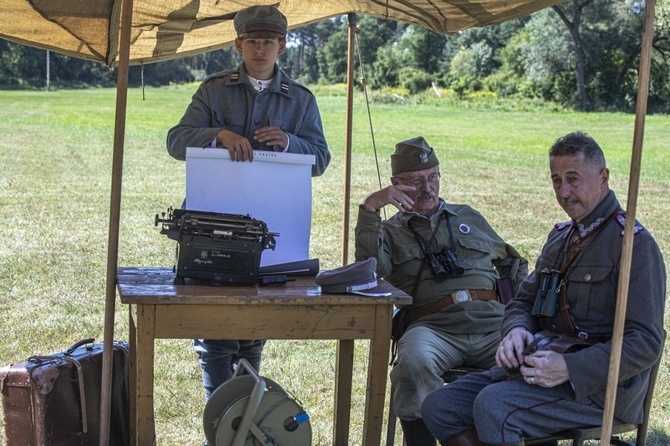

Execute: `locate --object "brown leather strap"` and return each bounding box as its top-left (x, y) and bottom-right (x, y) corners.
top-left (582, 333), bottom-right (612, 343)
top-left (409, 289), bottom-right (498, 324)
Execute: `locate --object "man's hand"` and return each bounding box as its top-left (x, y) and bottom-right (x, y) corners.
top-left (520, 351), bottom-right (570, 387)
top-left (496, 327), bottom-right (534, 369)
top-left (217, 129), bottom-right (254, 162)
top-left (254, 126), bottom-right (288, 150)
top-left (362, 185), bottom-right (416, 212)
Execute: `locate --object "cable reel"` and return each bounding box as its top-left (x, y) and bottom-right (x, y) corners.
top-left (203, 359), bottom-right (312, 446)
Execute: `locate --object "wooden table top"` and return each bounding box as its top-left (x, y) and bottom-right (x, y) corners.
top-left (117, 267), bottom-right (413, 306)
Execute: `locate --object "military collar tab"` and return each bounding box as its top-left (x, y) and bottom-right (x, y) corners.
top-left (615, 212), bottom-right (645, 237)
top-left (555, 221), bottom-right (572, 232)
top-left (576, 217), bottom-right (607, 238)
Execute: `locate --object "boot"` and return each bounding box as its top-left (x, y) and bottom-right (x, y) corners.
top-left (400, 418), bottom-right (436, 446)
top-left (439, 428), bottom-right (487, 446)
top-left (439, 427), bottom-right (524, 446)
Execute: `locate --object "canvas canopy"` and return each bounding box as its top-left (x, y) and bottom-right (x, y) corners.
top-left (1, 0), bottom-right (565, 67)
top-left (0, 0), bottom-right (656, 444)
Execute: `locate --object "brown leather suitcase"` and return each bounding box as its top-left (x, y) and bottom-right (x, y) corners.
top-left (0, 338), bottom-right (129, 446)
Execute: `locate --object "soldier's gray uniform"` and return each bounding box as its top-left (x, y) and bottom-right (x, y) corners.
top-left (167, 61), bottom-right (330, 402)
top-left (355, 199), bottom-right (529, 419)
top-left (167, 62), bottom-right (330, 177)
top-left (422, 190), bottom-right (666, 443)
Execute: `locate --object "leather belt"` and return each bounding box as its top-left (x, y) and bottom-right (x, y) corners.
top-left (408, 289), bottom-right (498, 324)
top-left (581, 334), bottom-right (612, 343)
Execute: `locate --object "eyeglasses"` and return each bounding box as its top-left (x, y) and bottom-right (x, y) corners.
top-left (393, 172), bottom-right (441, 187)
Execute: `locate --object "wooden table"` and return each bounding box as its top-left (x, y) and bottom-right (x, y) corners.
top-left (117, 267), bottom-right (411, 446)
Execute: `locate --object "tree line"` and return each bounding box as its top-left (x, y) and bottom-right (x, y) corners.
top-left (1, 1), bottom-right (669, 113)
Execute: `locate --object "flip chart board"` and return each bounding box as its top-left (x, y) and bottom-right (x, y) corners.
top-left (185, 147), bottom-right (315, 266)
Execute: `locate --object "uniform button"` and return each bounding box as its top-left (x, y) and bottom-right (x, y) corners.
top-left (254, 119), bottom-right (260, 125)
top-left (224, 118), bottom-right (230, 124)
top-left (551, 324), bottom-right (557, 330)
top-left (584, 274), bottom-right (592, 281)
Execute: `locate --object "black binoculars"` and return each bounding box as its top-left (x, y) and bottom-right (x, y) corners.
top-left (531, 268), bottom-right (563, 317)
top-left (426, 246), bottom-right (465, 282)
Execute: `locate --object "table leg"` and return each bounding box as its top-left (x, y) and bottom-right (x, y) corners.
top-left (363, 305), bottom-right (393, 446)
top-left (136, 304), bottom-right (156, 446)
top-left (128, 306), bottom-right (137, 445)
top-left (334, 339), bottom-right (354, 446)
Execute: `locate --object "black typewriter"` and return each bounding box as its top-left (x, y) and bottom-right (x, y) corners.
top-left (155, 208), bottom-right (278, 285)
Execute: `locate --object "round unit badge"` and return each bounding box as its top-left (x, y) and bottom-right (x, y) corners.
top-left (459, 224), bottom-right (471, 234)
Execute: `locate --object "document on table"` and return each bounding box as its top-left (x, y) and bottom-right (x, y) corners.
top-left (185, 147), bottom-right (315, 267)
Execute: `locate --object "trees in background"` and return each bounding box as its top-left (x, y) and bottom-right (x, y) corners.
top-left (1, 0), bottom-right (668, 113)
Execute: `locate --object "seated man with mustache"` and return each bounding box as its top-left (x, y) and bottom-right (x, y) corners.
top-left (421, 132), bottom-right (666, 446)
top-left (355, 136), bottom-right (529, 446)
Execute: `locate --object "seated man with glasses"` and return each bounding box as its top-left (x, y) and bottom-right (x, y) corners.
top-left (355, 136), bottom-right (529, 446)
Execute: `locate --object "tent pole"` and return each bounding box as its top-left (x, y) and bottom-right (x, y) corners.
top-left (599, 0), bottom-right (655, 443)
top-left (342, 12), bottom-right (357, 267)
top-left (99, 0), bottom-right (134, 444)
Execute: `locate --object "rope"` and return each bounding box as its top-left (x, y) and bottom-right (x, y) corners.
top-left (354, 22), bottom-right (387, 220)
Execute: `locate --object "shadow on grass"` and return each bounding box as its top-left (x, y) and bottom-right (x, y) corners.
top-left (646, 427), bottom-right (670, 446)
top-left (553, 427), bottom-right (670, 445)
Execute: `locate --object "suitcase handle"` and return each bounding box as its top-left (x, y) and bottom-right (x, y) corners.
top-left (65, 338), bottom-right (95, 355)
top-left (25, 338), bottom-right (96, 364)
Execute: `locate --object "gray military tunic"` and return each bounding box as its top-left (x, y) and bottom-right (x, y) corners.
top-left (166, 62), bottom-right (330, 177)
top-left (421, 190), bottom-right (666, 443)
top-left (503, 190), bottom-right (666, 423)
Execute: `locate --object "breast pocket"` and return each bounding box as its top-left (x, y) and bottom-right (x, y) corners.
top-left (269, 117), bottom-right (298, 134)
top-left (389, 244), bottom-right (423, 285)
top-left (455, 236), bottom-right (495, 269)
top-left (568, 262), bottom-right (615, 322)
top-left (214, 108), bottom-right (246, 135)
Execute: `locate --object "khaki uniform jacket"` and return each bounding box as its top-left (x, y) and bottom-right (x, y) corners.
top-left (166, 63), bottom-right (330, 177)
top-left (356, 200), bottom-right (529, 334)
top-left (503, 190), bottom-right (666, 423)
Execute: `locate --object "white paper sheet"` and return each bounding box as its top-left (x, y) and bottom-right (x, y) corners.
top-left (185, 147), bottom-right (315, 266)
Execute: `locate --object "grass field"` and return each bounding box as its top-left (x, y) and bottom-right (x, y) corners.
top-left (0, 85), bottom-right (668, 445)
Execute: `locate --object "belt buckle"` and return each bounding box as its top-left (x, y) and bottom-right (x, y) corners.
top-left (453, 290), bottom-right (471, 303)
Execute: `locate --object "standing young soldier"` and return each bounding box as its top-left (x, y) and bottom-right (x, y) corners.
top-left (166, 5), bottom-right (330, 402)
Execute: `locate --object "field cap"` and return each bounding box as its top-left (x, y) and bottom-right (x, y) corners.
top-left (316, 258), bottom-right (390, 296)
top-left (391, 136), bottom-right (439, 176)
top-left (234, 5), bottom-right (287, 37)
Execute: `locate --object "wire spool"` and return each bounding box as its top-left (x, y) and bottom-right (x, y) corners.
top-left (203, 373), bottom-right (311, 446)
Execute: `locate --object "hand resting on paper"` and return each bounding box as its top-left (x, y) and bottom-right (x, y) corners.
top-left (217, 129), bottom-right (254, 162)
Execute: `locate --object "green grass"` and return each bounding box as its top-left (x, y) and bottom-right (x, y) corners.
top-left (0, 86), bottom-right (669, 445)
